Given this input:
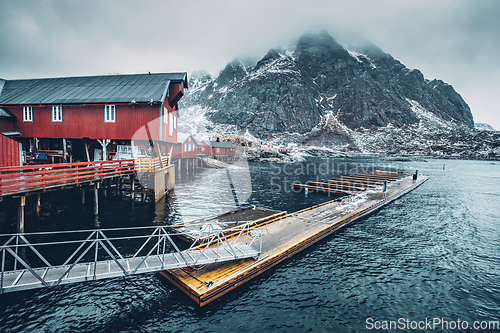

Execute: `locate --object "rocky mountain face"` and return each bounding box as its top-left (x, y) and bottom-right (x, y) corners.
top-left (179, 31), bottom-right (499, 159)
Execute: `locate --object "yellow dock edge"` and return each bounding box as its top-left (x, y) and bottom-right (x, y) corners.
top-left (161, 175), bottom-right (429, 306)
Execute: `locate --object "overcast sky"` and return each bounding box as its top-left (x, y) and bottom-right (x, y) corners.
top-left (1, 0), bottom-right (499, 129)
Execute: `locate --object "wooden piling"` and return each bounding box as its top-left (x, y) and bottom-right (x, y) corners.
top-left (17, 196), bottom-right (25, 233)
top-left (84, 141), bottom-right (90, 162)
top-left (36, 193), bottom-right (41, 218)
top-left (62, 138), bottom-right (67, 162)
top-left (94, 183), bottom-right (99, 215)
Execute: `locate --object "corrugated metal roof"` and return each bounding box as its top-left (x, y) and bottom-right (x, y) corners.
top-left (207, 140), bottom-right (235, 148)
top-left (0, 72), bottom-right (188, 105)
top-left (0, 107), bottom-right (15, 118)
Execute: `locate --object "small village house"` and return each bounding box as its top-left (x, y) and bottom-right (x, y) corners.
top-left (205, 140), bottom-right (236, 157)
top-left (180, 134), bottom-right (202, 159)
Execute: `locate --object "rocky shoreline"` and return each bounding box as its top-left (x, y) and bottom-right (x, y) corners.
top-left (235, 140), bottom-right (500, 163)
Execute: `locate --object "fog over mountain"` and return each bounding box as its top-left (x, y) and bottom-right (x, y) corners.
top-left (179, 32), bottom-right (499, 159)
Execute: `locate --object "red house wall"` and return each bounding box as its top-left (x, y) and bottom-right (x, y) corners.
top-left (171, 143), bottom-right (182, 159)
top-left (181, 136), bottom-right (197, 158)
top-left (0, 134), bottom-right (20, 167)
top-left (0, 118), bottom-right (15, 133)
top-left (9, 103), bottom-right (169, 141)
top-left (211, 147), bottom-right (220, 156)
top-left (161, 81), bottom-right (184, 144)
top-left (198, 142), bottom-right (210, 155)
top-left (7, 81), bottom-right (185, 144)
top-left (211, 146), bottom-right (236, 156)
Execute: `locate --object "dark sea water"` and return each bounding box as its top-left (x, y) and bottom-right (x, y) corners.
top-left (0, 157), bottom-right (499, 332)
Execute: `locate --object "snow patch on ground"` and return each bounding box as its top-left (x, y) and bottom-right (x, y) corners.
top-left (407, 99), bottom-right (452, 131)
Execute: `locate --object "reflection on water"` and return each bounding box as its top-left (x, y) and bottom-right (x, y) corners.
top-left (0, 157), bottom-right (499, 332)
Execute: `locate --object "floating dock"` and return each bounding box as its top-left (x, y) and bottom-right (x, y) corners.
top-left (160, 171), bottom-right (428, 306)
top-left (168, 205), bottom-right (284, 243)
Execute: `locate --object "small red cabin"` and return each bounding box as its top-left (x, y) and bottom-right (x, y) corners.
top-left (198, 140), bottom-right (211, 156)
top-left (204, 140), bottom-right (236, 157)
top-left (179, 134), bottom-right (202, 158)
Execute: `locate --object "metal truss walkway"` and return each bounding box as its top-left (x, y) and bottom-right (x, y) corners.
top-left (0, 223), bottom-right (263, 293)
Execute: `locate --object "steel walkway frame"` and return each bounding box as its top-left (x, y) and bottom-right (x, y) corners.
top-left (0, 223), bottom-right (264, 293)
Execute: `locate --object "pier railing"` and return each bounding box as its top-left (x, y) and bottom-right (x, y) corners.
top-left (0, 159), bottom-right (135, 197)
top-left (0, 223), bottom-right (264, 293)
top-left (134, 157), bottom-right (169, 172)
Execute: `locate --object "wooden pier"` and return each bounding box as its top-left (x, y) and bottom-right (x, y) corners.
top-left (0, 157), bottom-right (175, 232)
top-left (0, 160), bottom-right (135, 197)
top-left (292, 171), bottom-right (407, 195)
top-left (160, 171), bottom-right (429, 306)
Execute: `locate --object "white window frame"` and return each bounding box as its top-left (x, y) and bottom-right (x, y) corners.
top-left (184, 144), bottom-right (187, 152)
top-left (169, 113), bottom-right (173, 136)
top-left (23, 106), bottom-right (33, 122)
top-left (173, 114), bottom-right (177, 129)
top-left (216, 148), bottom-right (220, 153)
top-left (188, 144), bottom-right (191, 152)
top-left (52, 106), bottom-right (63, 123)
top-left (104, 105), bottom-right (116, 123)
top-left (164, 107), bottom-right (168, 124)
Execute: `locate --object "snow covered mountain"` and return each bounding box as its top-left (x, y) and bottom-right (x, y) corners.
top-left (179, 31), bottom-right (499, 159)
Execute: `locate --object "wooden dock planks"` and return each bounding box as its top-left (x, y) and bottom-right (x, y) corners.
top-left (161, 172), bottom-right (429, 306)
top-left (293, 170), bottom-right (405, 195)
top-left (292, 183), bottom-right (352, 195)
top-left (306, 181), bottom-right (367, 192)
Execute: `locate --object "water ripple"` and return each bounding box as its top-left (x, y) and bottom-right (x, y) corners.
top-left (0, 158), bottom-right (499, 332)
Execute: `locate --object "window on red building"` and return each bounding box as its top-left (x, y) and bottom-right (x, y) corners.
top-left (52, 106), bottom-right (63, 122)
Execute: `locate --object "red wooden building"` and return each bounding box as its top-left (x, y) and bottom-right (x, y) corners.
top-left (180, 134), bottom-right (202, 159)
top-left (0, 73), bottom-right (188, 162)
top-left (198, 140), bottom-right (211, 156)
top-left (204, 140), bottom-right (236, 157)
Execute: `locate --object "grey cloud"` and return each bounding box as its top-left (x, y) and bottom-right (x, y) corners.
top-left (0, 0), bottom-right (499, 128)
